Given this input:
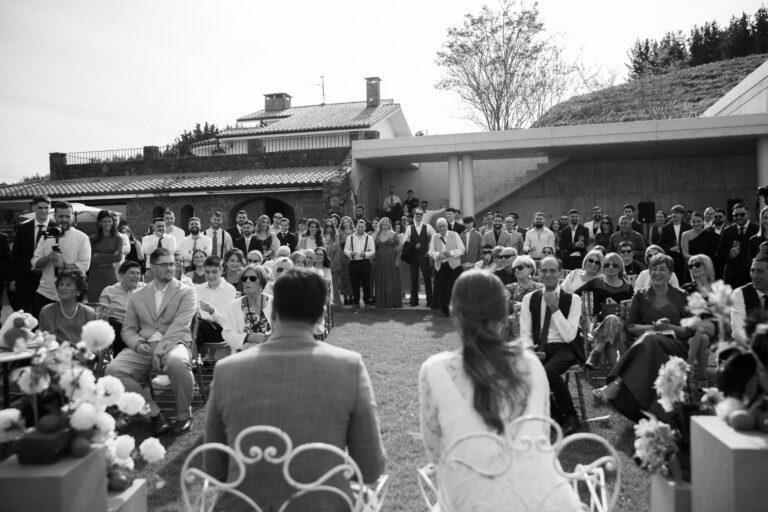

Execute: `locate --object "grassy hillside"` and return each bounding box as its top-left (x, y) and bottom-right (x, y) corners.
top-left (534, 54), bottom-right (767, 127)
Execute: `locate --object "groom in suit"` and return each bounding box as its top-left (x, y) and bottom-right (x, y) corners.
top-left (7, 194), bottom-right (51, 312)
top-left (559, 209), bottom-right (590, 270)
top-left (106, 247), bottom-right (197, 436)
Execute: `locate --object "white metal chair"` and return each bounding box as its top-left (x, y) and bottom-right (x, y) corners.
top-left (181, 425), bottom-right (389, 512)
top-left (417, 415), bottom-right (621, 512)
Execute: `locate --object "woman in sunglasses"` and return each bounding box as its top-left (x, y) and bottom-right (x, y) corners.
top-left (504, 255), bottom-right (543, 303)
top-left (681, 211), bottom-right (717, 274)
top-left (185, 249), bottom-right (208, 285)
top-left (633, 245), bottom-right (679, 291)
top-left (577, 252), bottom-right (634, 369)
top-left (222, 264), bottom-right (272, 351)
top-left (681, 255), bottom-right (717, 377)
top-left (474, 243), bottom-right (495, 271)
top-left (561, 249), bottom-right (603, 293)
top-left (594, 216), bottom-right (614, 250)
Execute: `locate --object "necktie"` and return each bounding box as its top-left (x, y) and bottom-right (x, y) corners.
top-left (35, 225), bottom-right (45, 247)
top-left (763, 295), bottom-right (768, 312)
top-left (157, 235), bottom-right (163, 248)
top-left (739, 227), bottom-right (744, 238)
top-left (390, 195), bottom-right (394, 209)
top-left (192, 237), bottom-right (198, 251)
top-left (539, 301), bottom-right (553, 350)
top-left (212, 231), bottom-right (218, 256)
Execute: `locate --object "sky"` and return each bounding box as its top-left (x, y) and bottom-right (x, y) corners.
top-left (0, 0), bottom-right (763, 183)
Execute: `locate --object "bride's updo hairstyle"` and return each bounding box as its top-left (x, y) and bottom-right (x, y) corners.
top-left (450, 269), bottom-right (529, 433)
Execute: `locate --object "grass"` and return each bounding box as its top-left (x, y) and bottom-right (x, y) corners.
top-left (136, 307), bottom-right (652, 512)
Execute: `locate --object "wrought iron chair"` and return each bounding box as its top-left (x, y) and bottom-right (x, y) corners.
top-left (417, 415), bottom-right (621, 512)
top-left (181, 425), bottom-right (389, 512)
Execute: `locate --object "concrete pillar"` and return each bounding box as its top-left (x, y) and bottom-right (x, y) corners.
top-left (758, 138), bottom-right (768, 188)
top-left (448, 154), bottom-right (460, 210)
top-left (461, 154), bottom-right (475, 216)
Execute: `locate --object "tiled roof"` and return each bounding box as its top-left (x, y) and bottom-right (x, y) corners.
top-left (224, 99), bottom-right (400, 137)
top-left (0, 167), bottom-right (344, 200)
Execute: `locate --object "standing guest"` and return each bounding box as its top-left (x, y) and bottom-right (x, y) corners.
top-left (374, 217), bottom-right (402, 309)
top-left (344, 219), bottom-right (375, 306)
top-left (226, 210), bottom-right (248, 243)
top-left (619, 204), bottom-right (644, 234)
top-left (493, 247), bottom-right (518, 285)
top-left (203, 211), bottom-right (233, 260)
top-left (30, 201), bottom-right (91, 318)
top-left (708, 208), bottom-right (727, 237)
top-left (0, 231), bottom-right (9, 305)
top-left (584, 206), bottom-right (604, 240)
top-left (479, 211), bottom-right (494, 235)
top-left (289, 251), bottom-right (307, 268)
top-left (523, 212), bottom-right (555, 264)
top-left (609, 215), bottom-right (646, 261)
top-left (703, 207), bottom-right (715, 228)
top-left (142, 217), bottom-right (176, 282)
top-left (8, 195), bottom-right (51, 312)
top-left (594, 215), bottom-right (615, 250)
top-left (474, 244), bottom-right (495, 271)
top-left (185, 249), bottom-right (208, 284)
top-left (100, 260), bottom-right (145, 355)
top-left (618, 241), bottom-right (646, 283)
top-left (681, 255), bottom-right (717, 377)
top-left (270, 213), bottom-right (283, 234)
top-left (717, 202), bottom-right (757, 288)
top-left (459, 216), bottom-right (482, 271)
top-left (298, 218), bottom-right (324, 251)
top-left (120, 224), bottom-right (145, 276)
top-left (502, 216), bottom-right (525, 253)
top-left (444, 208), bottom-right (465, 234)
top-left (253, 215), bottom-right (277, 260)
top-left (549, 219), bottom-right (562, 257)
top-left (223, 248), bottom-right (246, 293)
top-left (222, 264), bottom-right (272, 351)
top-left (683, 210), bottom-right (693, 226)
top-left (275, 217), bottom-right (298, 253)
top-left (508, 212), bottom-right (527, 239)
top-left (681, 211), bottom-right (718, 264)
top-left (403, 189), bottom-right (419, 218)
top-left (106, 247), bottom-right (197, 436)
top-left (561, 248), bottom-right (604, 293)
top-left (748, 205), bottom-right (768, 260)
top-left (322, 219), bottom-right (342, 306)
top-left (233, 219), bottom-right (259, 255)
top-left (634, 245), bottom-right (680, 291)
top-left (649, 210), bottom-right (667, 247)
top-left (395, 223), bottom-right (411, 298)
top-left (195, 255), bottom-right (237, 352)
top-left (482, 213), bottom-right (516, 249)
top-left (205, 268), bottom-right (385, 511)
top-left (38, 269), bottom-right (97, 343)
top-left (506, 255), bottom-right (543, 303)
top-left (163, 210), bottom-right (186, 246)
top-left (660, 204), bottom-right (692, 282)
top-left (559, 209), bottom-right (590, 270)
top-left (519, 256), bottom-right (584, 435)
top-left (296, 218), bottom-right (308, 239)
top-left (404, 209), bottom-right (435, 307)
top-left (353, 205), bottom-right (373, 233)
top-left (382, 185), bottom-right (402, 221)
top-left (88, 209), bottom-right (123, 302)
top-left (179, 217), bottom-right (212, 267)
top-left (337, 216), bottom-right (355, 305)
top-left (429, 218), bottom-right (465, 317)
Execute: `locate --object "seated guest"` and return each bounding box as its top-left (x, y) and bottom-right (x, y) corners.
top-left (561, 248), bottom-right (604, 293)
top-left (222, 264), bottom-right (272, 351)
top-left (681, 254), bottom-right (717, 377)
top-left (223, 248), bottom-right (246, 293)
top-left (205, 268), bottom-right (385, 511)
top-left (185, 249), bottom-right (208, 285)
top-left (519, 256), bottom-right (584, 435)
top-left (173, 251), bottom-right (195, 289)
top-left (418, 270), bottom-right (580, 511)
top-left (577, 252), bottom-right (635, 369)
top-left (38, 269), bottom-right (97, 343)
top-left (99, 261), bottom-right (145, 356)
top-left (473, 243), bottom-right (495, 271)
top-left (731, 247), bottom-right (768, 344)
top-left (195, 255), bottom-right (237, 352)
top-left (618, 240), bottom-right (646, 283)
top-left (593, 254), bottom-right (692, 422)
top-left (493, 247), bottom-right (518, 285)
top-left (634, 245), bottom-right (680, 291)
top-left (609, 215), bottom-right (646, 261)
top-left (106, 248), bottom-right (197, 436)
top-left (263, 257), bottom-right (293, 298)
top-left (506, 255), bottom-right (543, 303)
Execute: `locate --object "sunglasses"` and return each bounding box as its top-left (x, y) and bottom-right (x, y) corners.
top-left (247, 259), bottom-right (261, 263)
top-left (241, 275), bottom-right (260, 282)
top-left (688, 262), bottom-right (703, 269)
top-left (733, 213), bottom-right (747, 218)
top-left (714, 215), bottom-right (725, 219)
top-left (482, 250), bottom-right (492, 254)
top-left (604, 263), bottom-right (620, 268)
top-left (586, 258), bottom-right (601, 265)
top-left (513, 265), bottom-right (529, 272)
top-left (499, 254), bottom-right (514, 259)
top-left (153, 262), bottom-right (175, 268)
top-left (620, 249), bottom-right (633, 254)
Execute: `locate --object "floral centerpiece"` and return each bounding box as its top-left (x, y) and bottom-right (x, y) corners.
top-left (0, 314), bottom-right (166, 491)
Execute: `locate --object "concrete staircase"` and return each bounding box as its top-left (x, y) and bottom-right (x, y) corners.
top-left (478, 156), bottom-right (570, 214)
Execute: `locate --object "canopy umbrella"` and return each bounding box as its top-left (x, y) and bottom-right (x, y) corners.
top-left (21, 203), bottom-right (121, 224)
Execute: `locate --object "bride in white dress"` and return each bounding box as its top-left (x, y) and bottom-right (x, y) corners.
top-left (418, 269), bottom-right (581, 512)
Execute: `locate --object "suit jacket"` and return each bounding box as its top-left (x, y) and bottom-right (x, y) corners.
top-left (8, 219), bottom-right (45, 287)
top-left (481, 229), bottom-right (523, 254)
top-left (226, 226), bottom-right (243, 244)
top-left (233, 236), bottom-right (261, 255)
top-left (717, 222), bottom-right (759, 288)
top-left (204, 327), bottom-right (386, 511)
top-left (122, 278), bottom-right (196, 359)
top-left (459, 229), bottom-right (482, 267)
top-left (649, 224), bottom-right (665, 247)
top-left (276, 231), bottom-right (298, 252)
top-left (0, 232), bottom-right (10, 284)
top-left (660, 222), bottom-right (693, 280)
top-left (429, 230), bottom-right (465, 270)
top-left (559, 224), bottom-right (591, 269)
top-left (446, 221), bottom-right (465, 235)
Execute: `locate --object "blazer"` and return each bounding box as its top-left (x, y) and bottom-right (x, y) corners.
top-left (446, 221), bottom-right (465, 235)
top-left (122, 278), bottom-right (197, 359)
top-left (649, 224), bottom-right (665, 247)
top-left (429, 230), bottom-right (465, 270)
top-left (459, 229), bottom-right (483, 267)
top-left (0, 232), bottom-right (10, 284)
top-left (8, 219), bottom-right (45, 286)
top-left (204, 327), bottom-right (386, 511)
top-left (659, 222), bottom-right (692, 254)
top-left (481, 229), bottom-right (523, 254)
top-left (233, 236), bottom-right (261, 255)
top-left (275, 231), bottom-right (298, 252)
top-left (717, 222), bottom-right (759, 287)
top-left (226, 226), bottom-right (243, 244)
top-left (559, 224), bottom-right (591, 268)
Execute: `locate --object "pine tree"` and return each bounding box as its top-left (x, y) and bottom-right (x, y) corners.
top-left (753, 6), bottom-right (768, 53)
top-left (723, 13), bottom-right (752, 58)
top-left (689, 25), bottom-right (707, 66)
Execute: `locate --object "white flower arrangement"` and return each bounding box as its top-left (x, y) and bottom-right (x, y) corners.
top-left (81, 320), bottom-right (116, 353)
top-left (633, 413), bottom-right (678, 476)
top-left (654, 357), bottom-right (691, 413)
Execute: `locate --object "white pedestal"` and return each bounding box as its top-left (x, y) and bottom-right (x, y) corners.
top-left (691, 416), bottom-right (768, 512)
top-left (108, 478), bottom-right (148, 512)
top-left (651, 472), bottom-right (691, 512)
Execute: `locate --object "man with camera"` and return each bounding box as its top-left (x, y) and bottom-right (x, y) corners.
top-left (30, 201), bottom-right (91, 318)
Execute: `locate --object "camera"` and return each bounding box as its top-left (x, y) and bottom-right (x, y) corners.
top-left (758, 186), bottom-right (768, 198)
top-left (45, 225), bottom-right (63, 275)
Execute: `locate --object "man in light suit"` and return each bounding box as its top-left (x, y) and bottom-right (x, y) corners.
top-left (106, 247), bottom-right (197, 436)
top-left (459, 215), bottom-right (482, 270)
top-left (482, 213), bottom-right (521, 252)
top-left (430, 218), bottom-right (465, 316)
top-left (204, 268), bottom-right (385, 511)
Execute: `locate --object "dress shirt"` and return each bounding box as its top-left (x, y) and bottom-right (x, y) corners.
top-left (154, 281), bottom-right (170, 318)
top-left (31, 228), bottom-right (92, 301)
top-left (203, 227), bottom-right (232, 258)
top-left (179, 234), bottom-right (213, 264)
top-left (344, 232), bottom-right (375, 260)
top-left (382, 194), bottom-right (401, 211)
top-left (165, 225), bottom-right (187, 245)
top-left (403, 222), bottom-right (436, 242)
top-left (524, 227), bottom-right (555, 258)
top-left (34, 220), bottom-right (50, 249)
top-left (99, 281), bottom-right (146, 323)
top-left (428, 230), bottom-right (465, 270)
top-left (141, 233), bottom-right (177, 255)
top-left (196, 279), bottom-right (237, 325)
top-left (609, 230), bottom-right (646, 259)
top-left (519, 286), bottom-right (581, 348)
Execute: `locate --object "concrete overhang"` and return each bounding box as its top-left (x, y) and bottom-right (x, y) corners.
top-left (352, 114), bottom-right (768, 169)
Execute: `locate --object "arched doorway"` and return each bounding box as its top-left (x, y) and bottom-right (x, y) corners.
top-left (231, 197), bottom-right (296, 230)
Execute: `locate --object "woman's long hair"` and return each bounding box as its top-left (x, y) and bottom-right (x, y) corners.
top-left (306, 218), bottom-right (324, 247)
top-left (450, 270), bottom-right (529, 433)
top-left (94, 209), bottom-right (117, 242)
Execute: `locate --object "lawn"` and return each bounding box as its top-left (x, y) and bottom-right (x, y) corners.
top-left (136, 306), bottom-right (651, 511)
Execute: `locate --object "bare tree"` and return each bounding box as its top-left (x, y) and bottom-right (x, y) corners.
top-left (435, 0), bottom-right (578, 130)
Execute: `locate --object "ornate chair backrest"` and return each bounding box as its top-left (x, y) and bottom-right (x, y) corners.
top-left (181, 425), bottom-right (388, 512)
top-left (417, 415), bottom-right (621, 512)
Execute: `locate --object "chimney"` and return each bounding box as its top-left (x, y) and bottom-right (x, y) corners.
top-left (264, 93), bottom-right (292, 112)
top-left (365, 77), bottom-right (381, 108)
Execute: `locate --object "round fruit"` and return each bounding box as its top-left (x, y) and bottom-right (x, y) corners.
top-left (37, 413), bottom-right (63, 433)
top-left (728, 409), bottom-right (756, 431)
top-left (70, 436), bottom-right (91, 457)
top-left (108, 470), bottom-right (132, 492)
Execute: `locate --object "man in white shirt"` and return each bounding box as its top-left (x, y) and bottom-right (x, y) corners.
top-left (164, 209), bottom-right (186, 246)
top-left (583, 206), bottom-right (603, 240)
top-left (270, 213), bottom-right (283, 234)
top-left (403, 208), bottom-right (436, 307)
top-left (382, 185), bottom-right (402, 220)
top-left (195, 255), bottom-right (237, 352)
top-left (142, 218), bottom-right (176, 281)
top-left (519, 256), bottom-right (584, 435)
top-left (30, 201), bottom-right (91, 317)
top-left (203, 211), bottom-right (232, 260)
top-left (179, 217), bottom-right (212, 267)
top-left (524, 212), bottom-right (556, 262)
top-left (344, 219), bottom-right (375, 306)
top-left (429, 218), bottom-right (465, 316)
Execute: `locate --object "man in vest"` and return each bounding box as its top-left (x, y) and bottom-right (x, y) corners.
top-left (519, 255), bottom-right (584, 435)
top-left (429, 218), bottom-right (465, 317)
top-left (731, 248), bottom-right (768, 343)
top-left (343, 219), bottom-right (376, 306)
top-left (403, 208), bottom-right (436, 307)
